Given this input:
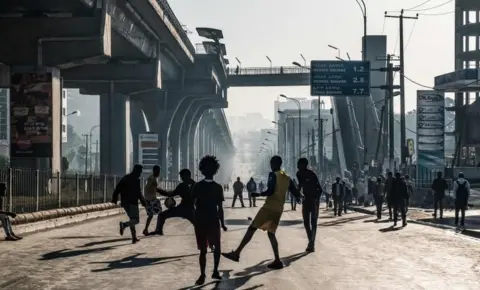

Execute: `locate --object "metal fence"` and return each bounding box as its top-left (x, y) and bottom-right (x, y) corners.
top-left (0, 168), bottom-right (180, 214)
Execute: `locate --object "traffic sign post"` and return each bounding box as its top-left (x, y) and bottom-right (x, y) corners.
top-left (310, 60), bottom-right (371, 96)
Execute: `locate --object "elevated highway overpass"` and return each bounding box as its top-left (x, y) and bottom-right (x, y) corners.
top-left (0, 0), bottom-right (234, 182)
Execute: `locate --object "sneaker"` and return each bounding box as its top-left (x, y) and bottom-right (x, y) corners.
top-left (5, 235), bottom-right (18, 241)
top-left (267, 260), bottom-right (284, 269)
top-left (154, 231), bottom-right (164, 236)
top-left (119, 222), bottom-right (125, 236)
top-left (142, 229), bottom-right (149, 236)
top-left (132, 238), bottom-right (140, 244)
top-left (195, 274), bottom-right (206, 285)
top-left (402, 222), bottom-right (407, 227)
top-left (222, 251), bottom-right (240, 262)
top-left (12, 234), bottom-right (22, 240)
top-left (211, 271), bottom-right (222, 280)
top-left (306, 244), bottom-right (315, 252)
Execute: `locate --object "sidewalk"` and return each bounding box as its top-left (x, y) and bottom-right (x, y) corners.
top-left (347, 204), bottom-right (480, 239)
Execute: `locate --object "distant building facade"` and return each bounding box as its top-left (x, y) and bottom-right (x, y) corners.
top-left (62, 89), bottom-right (68, 143)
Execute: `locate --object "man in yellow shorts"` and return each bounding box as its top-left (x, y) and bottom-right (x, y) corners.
top-left (222, 155), bottom-right (302, 269)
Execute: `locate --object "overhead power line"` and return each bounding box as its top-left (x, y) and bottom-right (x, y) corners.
top-left (409, 0), bottom-right (453, 12)
top-left (405, 0), bottom-right (434, 11)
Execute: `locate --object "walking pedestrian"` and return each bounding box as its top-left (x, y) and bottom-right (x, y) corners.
top-left (453, 173), bottom-right (470, 229)
top-left (431, 171), bottom-right (448, 219)
top-left (142, 165), bottom-right (163, 236)
top-left (373, 177), bottom-right (385, 220)
top-left (384, 172), bottom-right (394, 220)
top-left (331, 177), bottom-right (345, 216)
top-left (246, 177), bottom-right (257, 207)
top-left (390, 172), bottom-right (407, 227)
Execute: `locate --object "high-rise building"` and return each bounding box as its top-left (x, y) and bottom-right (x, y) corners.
top-left (61, 89), bottom-right (68, 143)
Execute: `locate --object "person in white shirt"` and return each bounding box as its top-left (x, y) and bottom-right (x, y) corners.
top-left (453, 173), bottom-right (470, 228)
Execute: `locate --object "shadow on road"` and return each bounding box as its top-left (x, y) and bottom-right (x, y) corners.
top-left (379, 225), bottom-right (403, 233)
top-left (319, 215), bottom-right (370, 227)
top-left (225, 219), bottom-right (303, 227)
top-left (40, 245), bottom-right (120, 260)
top-left (51, 236), bottom-right (114, 240)
top-left (177, 252), bottom-right (310, 290)
top-left (363, 219), bottom-right (390, 223)
top-left (91, 253), bottom-right (198, 272)
top-left (78, 238), bottom-right (131, 248)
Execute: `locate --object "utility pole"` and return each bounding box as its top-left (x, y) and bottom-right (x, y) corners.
top-left (82, 134), bottom-right (89, 174)
top-left (373, 54), bottom-right (400, 172)
top-left (311, 127), bottom-right (315, 162)
top-left (386, 10), bottom-right (418, 172)
top-left (307, 130), bottom-right (311, 161)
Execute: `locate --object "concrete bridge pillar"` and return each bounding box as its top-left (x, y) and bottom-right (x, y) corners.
top-left (9, 67), bottom-right (62, 172)
top-left (100, 90), bottom-right (131, 176)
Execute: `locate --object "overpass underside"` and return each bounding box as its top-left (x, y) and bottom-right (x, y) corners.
top-left (0, 0), bottom-right (234, 182)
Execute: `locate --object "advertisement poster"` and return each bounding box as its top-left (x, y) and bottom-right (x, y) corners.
top-left (416, 90), bottom-right (445, 178)
top-left (10, 72), bottom-right (52, 157)
top-left (138, 133), bottom-right (159, 174)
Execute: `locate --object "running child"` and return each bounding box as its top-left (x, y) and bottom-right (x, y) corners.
top-left (222, 155), bottom-right (302, 269)
top-left (192, 155), bottom-right (228, 285)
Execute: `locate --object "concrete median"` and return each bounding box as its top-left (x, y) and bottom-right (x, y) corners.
top-left (10, 203), bottom-right (124, 235)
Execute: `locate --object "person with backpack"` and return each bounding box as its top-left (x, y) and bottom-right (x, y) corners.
top-left (246, 177), bottom-right (257, 207)
top-left (453, 173), bottom-right (470, 228)
top-left (431, 171), bottom-right (449, 219)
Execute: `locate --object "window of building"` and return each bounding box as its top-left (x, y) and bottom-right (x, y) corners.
top-left (62, 124), bottom-right (66, 133)
top-left (62, 108), bottom-right (66, 116)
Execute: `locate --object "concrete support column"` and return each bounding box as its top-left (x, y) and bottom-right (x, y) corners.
top-left (10, 67), bottom-right (62, 172)
top-left (188, 105), bottom-right (209, 171)
top-left (100, 89), bottom-right (131, 175)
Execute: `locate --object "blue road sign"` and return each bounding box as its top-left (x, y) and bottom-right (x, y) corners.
top-left (310, 60), bottom-right (370, 96)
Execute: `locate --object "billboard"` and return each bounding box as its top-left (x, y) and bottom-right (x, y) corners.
top-left (416, 90), bottom-right (445, 177)
top-left (138, 133), bottom-right (159, 174)
top-left (10, 72), bottom-right (53, 157)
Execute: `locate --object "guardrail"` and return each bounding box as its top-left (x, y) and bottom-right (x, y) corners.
top-left (227, 66), bottom-right (310, 76)
top-left (0, 168), bottom-right (180, 214)
top-left (156, 0), bottom-right (195, 58)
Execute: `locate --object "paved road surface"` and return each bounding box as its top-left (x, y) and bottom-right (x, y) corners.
top-left (1, 203), bottom-right (479, 289)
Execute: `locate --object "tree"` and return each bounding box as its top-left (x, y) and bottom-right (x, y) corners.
top-left (61, 156), bottom-right (69, 173)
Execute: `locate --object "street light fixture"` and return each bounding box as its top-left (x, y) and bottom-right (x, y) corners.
top-left (300, 54), bottom-right (306, 66)
top-left (266, 56), bottom-right (272, 68)
top-left (66, 110), bottom-right (80, 117)
top-left (235, 57), bottom-right (241, 67)
top-left (279, 94), bottom-right (302, 158)
top-left (328, 44), bottom-right (341, 58)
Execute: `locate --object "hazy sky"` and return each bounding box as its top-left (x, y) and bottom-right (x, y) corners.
top-left (170, 0), bottom-right (455, 121)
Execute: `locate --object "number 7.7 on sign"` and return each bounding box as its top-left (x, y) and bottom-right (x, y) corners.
top-left (352, 88), bottom-right (365, 95)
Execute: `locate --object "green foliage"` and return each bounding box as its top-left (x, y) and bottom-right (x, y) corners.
top-left (0, 155), bottom-right (9, 168)
top-left (61, 156), bottom-right (69, 172)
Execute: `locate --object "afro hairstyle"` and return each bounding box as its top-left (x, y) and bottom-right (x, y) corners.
top-left (198, 155), bottom-right (220, 176)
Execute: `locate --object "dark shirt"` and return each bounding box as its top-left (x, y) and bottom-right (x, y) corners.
top-left (431, 178), bottom-right (448, 196)
top-left (171, 180), bottom-right (196, 208)
top-left (246, 180), bottom-right (257, 192)
top-left (233, 181), bottom-right (244, 194)
top-left (296, 169), bottom-right (322, 201)
top-left (193, 180), bottom-right (224, 227)
top-left (390, 178), bottom-right (408, 201)
top-left (112, 173), bottom-right (145, 207)
top-left (331, 182), bottom-right (345, 198)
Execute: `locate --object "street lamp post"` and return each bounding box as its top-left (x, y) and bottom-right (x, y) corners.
top-left (278, 111), bottom-right (296, 171)
top-left (355, 0), bottom-right (368, 168)
top-left (272, 122), bottom-right (286, 159)
top-left (279, 95), bottom-right (301, 159)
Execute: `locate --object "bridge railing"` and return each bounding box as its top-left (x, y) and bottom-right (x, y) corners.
top-left (0, 168), bottom-right (180, 214)
top-left (156, 0), bottom-right (195, 57)
top-left (227, 66), bottom-right (310, 76)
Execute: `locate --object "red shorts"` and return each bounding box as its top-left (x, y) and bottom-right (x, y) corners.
top-left (195, 225), bottom-right (220, 251)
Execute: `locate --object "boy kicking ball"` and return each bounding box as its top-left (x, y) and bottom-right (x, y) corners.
top-left (192, 155), bottom-right (228, 285)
